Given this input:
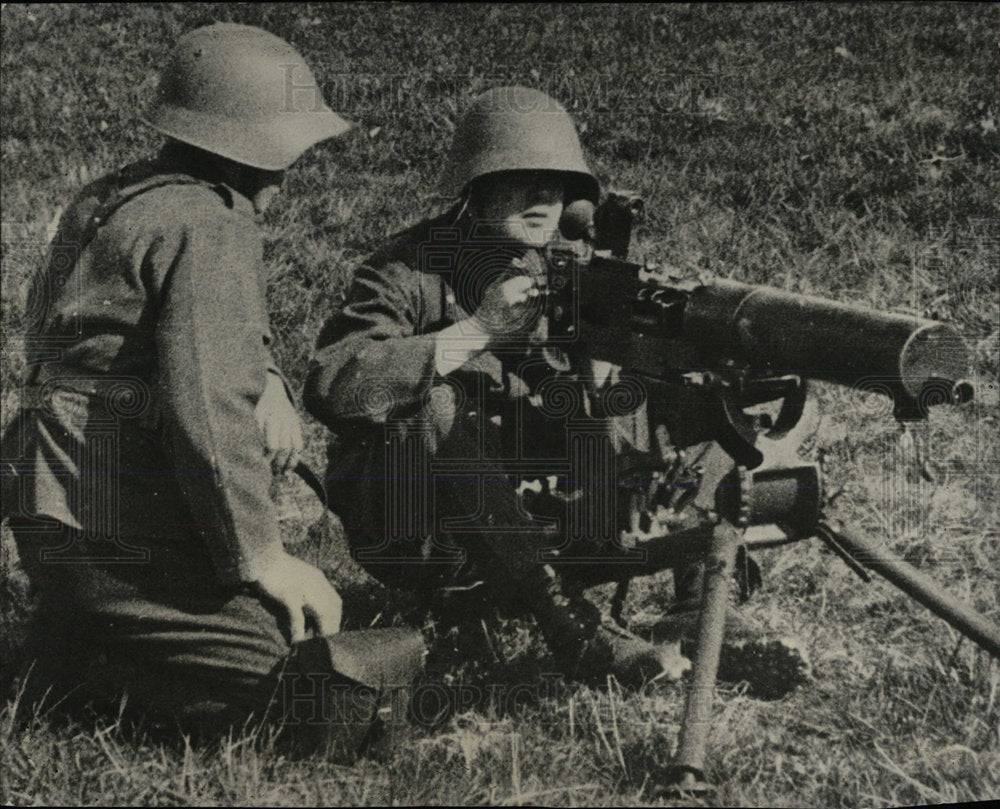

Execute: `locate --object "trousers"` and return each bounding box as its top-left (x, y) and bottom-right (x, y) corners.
top-left (331, 404), bottom-right (643, 611)
top-left (6, 520), bottom-right (419, 751)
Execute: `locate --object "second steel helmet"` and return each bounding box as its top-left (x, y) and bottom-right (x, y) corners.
top-left (144, 23), bottom-right (352, 171)
top-left (441, 86), bottom-right (600, 204)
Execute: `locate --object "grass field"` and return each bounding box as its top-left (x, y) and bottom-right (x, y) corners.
top-left (2, 3), bottom-right (998, 806)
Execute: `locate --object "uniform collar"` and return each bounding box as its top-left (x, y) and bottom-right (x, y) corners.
top-left (153, 151), bottom-right (257, 218)
top-left (212, 182), bottom-right (257, 218)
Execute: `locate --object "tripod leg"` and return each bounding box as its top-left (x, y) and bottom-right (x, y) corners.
top-left (821, 517), bottom-right (1000, 657)
top-left (658, 519), bottom-right (742, 795)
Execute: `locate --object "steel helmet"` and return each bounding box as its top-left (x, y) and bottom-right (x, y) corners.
top-left (441, 86), bottom-right (599, 204)
top-left (144, 23), bottom-right (352, 171)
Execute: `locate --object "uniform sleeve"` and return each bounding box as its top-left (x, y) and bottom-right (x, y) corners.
top-left (154, 217), bottom-right (283, 586)
top-left (258, 257), bottom-right (297, 404)
top-left (304, 262), bottom-right (438, 428)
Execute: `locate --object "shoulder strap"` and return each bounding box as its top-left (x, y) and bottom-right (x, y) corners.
top-left (82, 168), bottom-right (230, 248)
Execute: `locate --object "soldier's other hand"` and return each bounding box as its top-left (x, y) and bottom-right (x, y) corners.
top-left (474, 274), bottom-right (541, 338)
top-left (252, 550), bottom-right (342, 643)
top-left (255, 371), bottom-right (304, 476)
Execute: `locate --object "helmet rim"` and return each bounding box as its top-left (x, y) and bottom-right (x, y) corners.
top-left (143, 103), bottom-right (353, 171)
top-left (441, 86), bottom-right (599, 204)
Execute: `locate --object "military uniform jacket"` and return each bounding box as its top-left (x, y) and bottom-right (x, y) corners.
top-left (304, 209), bottom-right (659, 525)
top-left (307, 210), bottom-right (551, 442)
top-left (2, 158), bottom-right (284, 591)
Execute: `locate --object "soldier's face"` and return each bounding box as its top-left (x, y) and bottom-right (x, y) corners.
top-left (473, 172), bottom-right (564, 246)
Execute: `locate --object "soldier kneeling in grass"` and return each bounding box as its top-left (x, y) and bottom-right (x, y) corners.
top-left (305, 86), bottom-right (809, 693)
top-left (1, 24), bottom-right (423, 749)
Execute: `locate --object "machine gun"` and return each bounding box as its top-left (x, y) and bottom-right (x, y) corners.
top-left (533, 192), bottom-right (999, 795)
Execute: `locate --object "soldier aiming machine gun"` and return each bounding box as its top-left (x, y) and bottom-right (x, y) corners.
top-left (529, 192), bottom-right (1000, 794)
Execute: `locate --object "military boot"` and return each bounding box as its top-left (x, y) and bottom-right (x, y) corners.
top-left (529, 568), bottom-right (690, 688)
